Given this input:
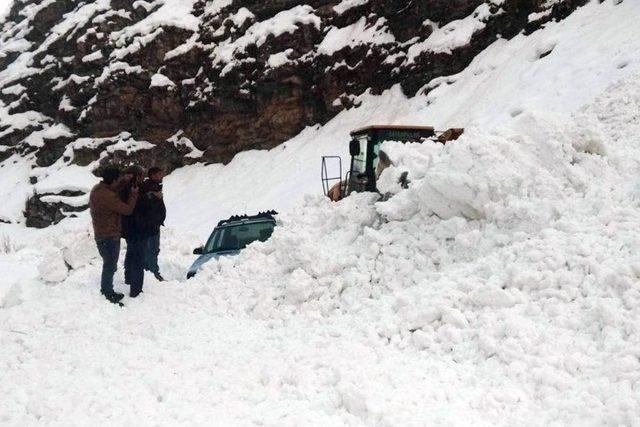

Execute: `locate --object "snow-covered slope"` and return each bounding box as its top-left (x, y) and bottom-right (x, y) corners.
top-left (1, 0), bottom-right (640, 425)
top-left (0, 0), bottom-right (590, 227)
top-left (165, 0), bottom-right (640, 240)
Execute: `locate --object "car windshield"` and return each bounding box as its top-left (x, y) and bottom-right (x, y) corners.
top-left (204, 221), bottom-right (275, 253)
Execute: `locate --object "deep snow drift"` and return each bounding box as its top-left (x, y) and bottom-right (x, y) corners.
top-left (1, 0), bottom-right (640, 425)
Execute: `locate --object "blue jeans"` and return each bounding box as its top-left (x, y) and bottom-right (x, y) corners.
top-left (124, 238), bottom-right (146, 296)
top-left (95, 238), bottom-right (120, 295)
top-left (144, 233), bottom-right (161, 274)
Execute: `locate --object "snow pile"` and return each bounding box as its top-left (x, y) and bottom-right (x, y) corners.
top-left (183, 90), bottom-right (640, 423)
top-left (377, 113), bottom-right (606, 222)
top-left (191, 110), bottom-right (615, 314)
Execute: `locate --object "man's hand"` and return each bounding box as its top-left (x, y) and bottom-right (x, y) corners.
top-left (152, 191), bottom-right (163, 199)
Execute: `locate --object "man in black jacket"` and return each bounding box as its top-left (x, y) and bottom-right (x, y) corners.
top-left (121, 165), bottom-right (147, 297)
top-left (142, 167), bottom-right (167, 281)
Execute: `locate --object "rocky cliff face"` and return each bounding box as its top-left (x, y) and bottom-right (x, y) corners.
top-left (0, 0), bottom-right (587, 226)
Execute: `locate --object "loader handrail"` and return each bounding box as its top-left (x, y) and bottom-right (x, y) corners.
top-left (321, 156), bottom-right (342, 196)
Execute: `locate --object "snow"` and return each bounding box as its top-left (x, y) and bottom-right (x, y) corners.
top-left (105, 137), bottom-right (155, 154)
top-left (528, 9), bottom-right (552, 22)
top-left (333, 0), bottom-right (369, 15)
top-left (70, 133), bottom-right (131, 152)
top-left (91, 9), bottom-right (130, 25)
top-left (110, 28), bottom-right (163, 61)
top-left (0, 100), bottom-right (48, 137)
top-left (231, 7), bottom-right (255, 27)
top-left (407, 3), bottom-right (495, 58)
top-left (402, 0), bottom-right (640, 129)
top-left (94, 62), bottom-right (145, 86)
top-left (0, 155), bottom-right (32, 222)
top-left (81, 50), bottom-right (103, 63)
top-left (267, 49), bottom-right (293, 68)
top-left (150, 72), bottom-right (176, 88)
top-left (165, 79), bottom-right (640, 424)
top-left (0, 0), bottom-right (12, 23)
top-left (203, 0), bottom-right (233, 18)
top-left (167, 130), bottom-right (203, 158)
top-left (0, 0), bottom-right (111, 87)
top-left (164, 32), bottom-right (199, 60)
top-left (58, 95), bottom-right (75, 112)
top-left (22, 123), bottom-right (74, 148)
top-left (2, 0), bottom-right (640, 424)
top-left (39, 194), bottom-right (89, 208)
top-left (109, 0), bottom-right (199, 59)
top-left (1, 83), bottom-right (24, 95)
top-left (33, 164), bottom-right (97, 195)
top-left (212, 5), bottom-right (321, 72)
top-left (377, 114), bottom-right (605, 223)
top-left (164, 0), bottom-right (640, 240)
top-left (319, 17), bottom-right (395, 56)
top-left (51, 74), bottom-right (91, 91)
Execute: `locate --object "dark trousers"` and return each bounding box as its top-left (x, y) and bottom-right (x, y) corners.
top-left (95, 237), bottom-right (120, 296)
top-left (144, 233), bottom-right (161, 274)
top-left (124, 237), bottom-right (146, 296)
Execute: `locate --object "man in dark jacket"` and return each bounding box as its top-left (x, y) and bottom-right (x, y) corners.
top-left (142, 166), bottom-right (166, 281)
top-left (120, 165), bottom-right (147, 298)
top-left (89, 165), bottom-right (138, 304)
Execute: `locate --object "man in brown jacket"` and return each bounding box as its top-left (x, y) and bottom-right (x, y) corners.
top-left (89, 165), bottom-right (138, 304)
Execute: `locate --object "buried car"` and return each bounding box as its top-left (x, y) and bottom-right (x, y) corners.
top-left (186, 211), bottom-right (277, 279)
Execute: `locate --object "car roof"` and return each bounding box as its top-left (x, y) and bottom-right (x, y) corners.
top-left (218, 217), bottom-right (275, 228)
top-left (216, 210), bottom-right (278, 227)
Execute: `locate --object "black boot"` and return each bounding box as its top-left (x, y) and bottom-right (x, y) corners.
top-left (102, 291), bottom-right (124, 305)
top-left (153, 272), bottom-right (165, 282)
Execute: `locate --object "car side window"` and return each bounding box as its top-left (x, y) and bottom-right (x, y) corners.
top-left (228, 223), bottom-right (273, 248)
top-left (204, 222), bottom-right (275, 253)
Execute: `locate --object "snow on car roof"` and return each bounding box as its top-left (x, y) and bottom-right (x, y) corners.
top-left (216, 211), bottom-right (278, 227)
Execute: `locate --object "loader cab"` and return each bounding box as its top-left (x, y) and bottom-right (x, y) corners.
top-left (322, 125), bottom-right (462, 200)
top-left (347, 126), bottom-right (436, 193)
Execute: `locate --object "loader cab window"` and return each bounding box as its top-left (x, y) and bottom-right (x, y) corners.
top-left (372, 141), bottom-right (381, 171)
top-left (352, 135), bottom-right (369, 176)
